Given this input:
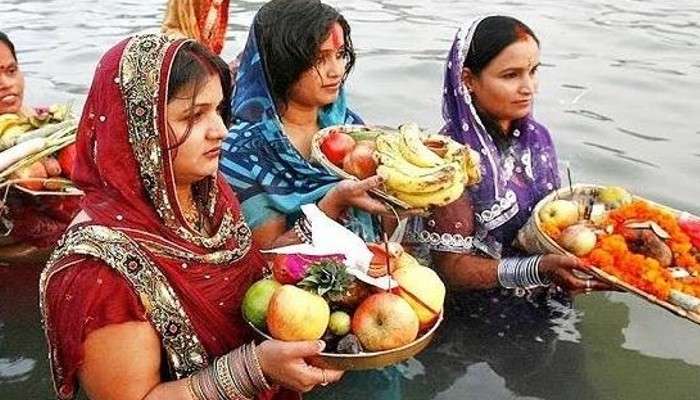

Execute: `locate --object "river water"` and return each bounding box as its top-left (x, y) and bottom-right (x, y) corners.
top-left (1, 0), bottom-right (699, 399)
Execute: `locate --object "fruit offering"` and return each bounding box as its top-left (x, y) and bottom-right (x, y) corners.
top-left (242, 243), bottom-right (446, 360)
top-left (0, 104), bottom-right (78, 193)
top-left (526, 184), bottom-right (700, 322)
top-left (316, 124), bottom-right (481, 209)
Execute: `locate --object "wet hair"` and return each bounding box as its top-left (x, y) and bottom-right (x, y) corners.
top-left (0, 31), bottom-right (17, 62)
top-left (253, 0), bottom-right (356, 108)
top-left (463, 16), bottom-right (539, 147)
top-left (166, 40), bottom-right (232, 150)
top-left (463, 16), bottom-right (539, 76)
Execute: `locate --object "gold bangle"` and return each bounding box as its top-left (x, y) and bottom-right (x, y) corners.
top-left (248, 342), bottom-right (271, 392)
top-left (232, 347), bottom-right (256, 399)
top-left (186, 375), bottom-right (199, 400)
top-left (215, 354), bottom-right (242, 399)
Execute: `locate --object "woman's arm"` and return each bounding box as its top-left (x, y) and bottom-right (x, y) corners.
top-left (79, 322), bottom-right (342, 399)
top-left (252, 176), bottom-right (388, 250)
top-left (427, 195), bottom-right (608, 292)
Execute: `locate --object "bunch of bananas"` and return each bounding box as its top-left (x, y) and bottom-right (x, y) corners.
top-left (375, 123), bottom-right (481, 208)
top-left (0, 113), bottom-right (33, 146)
top-left (0, 105), bottom-right (72, 151)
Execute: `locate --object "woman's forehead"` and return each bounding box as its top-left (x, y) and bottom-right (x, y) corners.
top-left (320, 22), bottom-right (344, 51)
top-left (490, 37), bottom-right (539, 69)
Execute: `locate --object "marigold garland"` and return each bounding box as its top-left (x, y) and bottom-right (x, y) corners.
top-left (583, 201), bottom-right (700, 300)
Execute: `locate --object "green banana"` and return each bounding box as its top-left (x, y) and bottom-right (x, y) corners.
top-left (397, 123), bottom-right (445, 168)
top-left (378, 163), bottom-right (457, 194)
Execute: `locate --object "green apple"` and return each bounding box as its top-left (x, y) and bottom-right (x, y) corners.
top-left (241, 278), bottom-right (281, 330)
top-left (328, 310), bottom-right (352, 336)
top-left (559, 224), bottom-right (597, 256)
top-left (598, 186), bottom-right (632, 209)
top-left (539, 199), bottom-right (580, 229)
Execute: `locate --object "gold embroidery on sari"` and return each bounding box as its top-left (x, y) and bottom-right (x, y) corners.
top-left (119, 34), bottom-right (231, 249)
top-left (40, 224), bottom-right (209, 397)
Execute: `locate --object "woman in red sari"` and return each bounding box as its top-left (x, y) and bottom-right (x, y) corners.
top-left (40, 34), bottom-right (341, 400)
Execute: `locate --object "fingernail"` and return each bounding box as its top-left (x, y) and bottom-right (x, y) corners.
top-left (318, 340), bottom-right (326, 351)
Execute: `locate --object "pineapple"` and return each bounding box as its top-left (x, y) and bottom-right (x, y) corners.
top-left (297, 260), bottom-right (355, 304)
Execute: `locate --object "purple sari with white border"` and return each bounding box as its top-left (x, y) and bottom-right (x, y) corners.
top-left (414, 17), bottom-right (561, 258)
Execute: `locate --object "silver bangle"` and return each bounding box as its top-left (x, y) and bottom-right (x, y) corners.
top-left (497, 256), bottom-right (548, 289)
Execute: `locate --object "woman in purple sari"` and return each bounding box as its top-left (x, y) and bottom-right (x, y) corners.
top-left (415, 16), bottom-right (609, 295)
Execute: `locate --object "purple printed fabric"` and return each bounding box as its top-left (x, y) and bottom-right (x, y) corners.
top-left (438, 18), bottom-right (561, 256)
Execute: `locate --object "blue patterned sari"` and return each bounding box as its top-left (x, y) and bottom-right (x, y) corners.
top-left (220, 26), bottom-right (378, 241)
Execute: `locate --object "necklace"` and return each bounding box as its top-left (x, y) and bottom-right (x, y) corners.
top-left (182, 199), bottom-right (204, 234)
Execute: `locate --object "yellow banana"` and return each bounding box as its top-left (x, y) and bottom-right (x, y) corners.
top-left (0, 114), bottom-right (22, 135)
top-left (465, 148), bottom-right (482, 185)
top-left (443, 138), bottom-right (482, 186)
top-left (390, 168), bottom-right (466, 208)
top-left (378, 163), bottom-right (457, 194)
top-left (397, 123), bottom-right (445, 168)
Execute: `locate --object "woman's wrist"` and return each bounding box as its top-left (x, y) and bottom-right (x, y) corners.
top-left (189, 342), bottom-right (270, 400)
top-left (497, 255), bottom-right (549, 288)
top-left (317, 187), bottom-right (345, 220)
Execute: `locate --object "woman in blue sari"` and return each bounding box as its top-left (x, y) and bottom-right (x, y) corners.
top-left (221, 1), bottom-right (403, 398)
top-left (220, 0), bottom-right (388, 249)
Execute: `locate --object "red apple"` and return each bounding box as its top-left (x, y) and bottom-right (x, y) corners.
top-left (351, 292), bottom-right (419, 351)
top-left (267, 285), bottom-right (330, 341)
top-left (321, 131), bottom-right (356, 167)
top-left (342, 140), bottom-right (377, 179)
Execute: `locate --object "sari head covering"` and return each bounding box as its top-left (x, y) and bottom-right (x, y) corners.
top-left (437, 17), bottom-right (561, 256)
top-left (219, 24), bottom-right (378, 240)
top-left (161, 0), bottom-right (230, 54)
top-left (40, 34), bottom-right (274, 399)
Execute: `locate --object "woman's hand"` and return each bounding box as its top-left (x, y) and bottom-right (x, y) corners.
top-left (539, 254), bottom-right (613, 294)
top-left (256, 340), bottom-right (344, 393)
top-left (318, 176), bottom-right (388, 219)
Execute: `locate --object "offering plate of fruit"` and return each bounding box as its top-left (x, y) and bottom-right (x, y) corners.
top-left (517, 184), bottom-right (700, 324)
top-left (311, 124), bottom-right (481, 210)
top-left (241, 242), bottom-right (446, 370)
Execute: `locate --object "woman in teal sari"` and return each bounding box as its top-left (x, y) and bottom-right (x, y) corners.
top-left (220, 0), bottom-right (388, 249)
top-left (221, 1), bottom-right (403, 398)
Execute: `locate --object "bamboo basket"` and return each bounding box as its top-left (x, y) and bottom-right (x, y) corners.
top-left (516, 183), bottom-right (700, 325)
top-left (248, 311), bottom-right (443, 370)
top-left (310, 125), bottom-right (412, 210)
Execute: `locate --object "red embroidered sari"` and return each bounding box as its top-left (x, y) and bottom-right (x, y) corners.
top-left (40, 35), bottom-right (296, 400)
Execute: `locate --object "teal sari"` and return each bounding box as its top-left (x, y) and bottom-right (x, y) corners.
top-left (220, 26), bottom-right (378, 241)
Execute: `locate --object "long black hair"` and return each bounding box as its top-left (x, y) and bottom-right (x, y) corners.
top-left (0, 31), bottom-right (17, 62)
top-left (253, 0), bottom-right (356, 108)
top-left (167, 39), bottom-right (233, 150)
top-left (463, 16), bottom-right (539, 147)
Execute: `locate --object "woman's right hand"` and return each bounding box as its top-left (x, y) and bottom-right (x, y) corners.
top-left (318, 175), bottom-right (388, 219)
top-left (256, 339), bottom-right (344, 393)
top-left (538, 254), bottom-right (613, 294)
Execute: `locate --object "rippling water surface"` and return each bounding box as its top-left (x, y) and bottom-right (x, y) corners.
top-left (1, 0), bottom-right (699, 399)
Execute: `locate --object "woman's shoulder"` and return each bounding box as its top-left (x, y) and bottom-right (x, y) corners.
top-left (44, 256), bottom-right (146, 326)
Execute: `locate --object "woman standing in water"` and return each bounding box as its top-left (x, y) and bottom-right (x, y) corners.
top-left (417, 16), bottom-right (609, 294)
top-left (41, 34), bottom-right (342, 400)
top-left (220, 0), bottom-right (389, 249)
